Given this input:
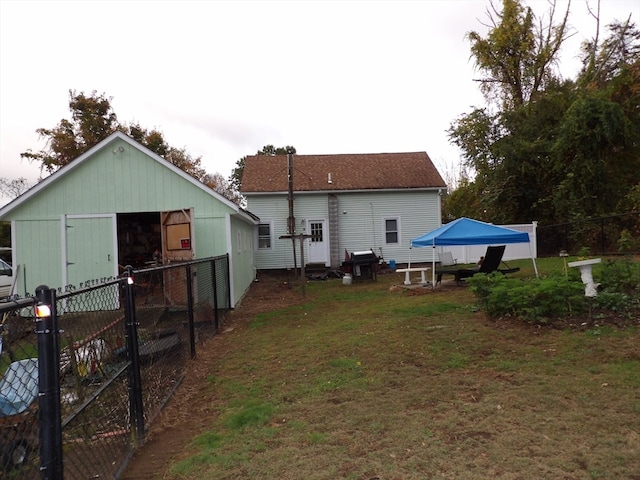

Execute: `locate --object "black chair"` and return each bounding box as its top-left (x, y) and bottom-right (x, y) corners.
top-left (436, 245), bottom-right (514, 284)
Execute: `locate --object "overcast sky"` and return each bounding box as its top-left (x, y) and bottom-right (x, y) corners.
top-left (1, 0), bottom-right (637, 207)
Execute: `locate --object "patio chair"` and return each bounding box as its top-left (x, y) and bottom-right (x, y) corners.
top-left (438, 251), bottom-right (457, 267)
top-left (436, 245), bottom-right (515, 284)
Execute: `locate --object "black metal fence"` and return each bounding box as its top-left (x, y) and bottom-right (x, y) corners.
top-left (537, 212), bottom-right (640, 257)
top-left (0, 255), bottom-right (230, 479)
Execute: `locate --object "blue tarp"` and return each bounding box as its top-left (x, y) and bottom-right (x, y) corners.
top-left (410, 217), bottom-right (530, 247)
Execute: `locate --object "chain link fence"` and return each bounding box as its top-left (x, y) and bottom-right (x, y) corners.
top-left (0, 255), bottom-right (230, 479)
top-left (537, 212), bottom-right (640, 257)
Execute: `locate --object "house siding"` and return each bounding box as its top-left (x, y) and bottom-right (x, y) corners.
top-left (247, 189), bottom-right (441, 270)
top-left (229, 214), bottom-right (256, 302)
top-left (335, 190), bottom-right (440, 265)
top-left (7, 139), bottom-right (235, 218)
top-left (250, 193), bottom-right (322, 270)
top-left (2, 134), bottom-right (256, 307)
top-left (12, 219), bottom-right (62, 293)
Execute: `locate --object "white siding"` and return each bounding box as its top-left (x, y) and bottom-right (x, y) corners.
top-left (249, 194), bottom-right (298, 270)
top-left (336, 191), bottom-right (440, 265)
top-left (247, 190), bottom-right (441, 269)
top-left (2, 135), bottom-right (257, 306)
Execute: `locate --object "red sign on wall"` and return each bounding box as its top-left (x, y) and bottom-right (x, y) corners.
top-left (180, 238), bottom-right (191, 249)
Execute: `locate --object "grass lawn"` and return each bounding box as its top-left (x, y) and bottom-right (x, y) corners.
top-left (164, 257), bottom-right (640, 479)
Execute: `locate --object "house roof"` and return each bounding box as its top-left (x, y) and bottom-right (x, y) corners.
top-left (240, 152), bottom-right (446, 193)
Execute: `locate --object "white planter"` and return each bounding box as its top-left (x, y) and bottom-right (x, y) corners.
top-left (567, 258), bottom-right (601, 297)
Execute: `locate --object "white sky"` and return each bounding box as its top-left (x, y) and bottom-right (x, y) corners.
top-left (1, 0), bottom-right (638, 207)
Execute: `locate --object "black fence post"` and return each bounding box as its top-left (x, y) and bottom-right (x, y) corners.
top-left (210, 259), bottom-right (219, 330)
top-left (225, 254), bottom-right (231, 311)
top-left (123, 266), bottom-right (145, 444)
top-left (35, 285), bottom-right (63, 480)
top-left (185, 265), bottom-right (196, 358)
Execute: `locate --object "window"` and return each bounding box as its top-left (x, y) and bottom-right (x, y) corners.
top-left (310, 222), bottom-right (323, 242)
top-left (385, 218), bottom-right (399, 244)
top-left (258, 223), bottom-right (272, 249)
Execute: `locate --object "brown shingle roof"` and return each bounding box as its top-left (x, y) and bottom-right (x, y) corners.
top-left (240, 152), bottom-right (446, 193)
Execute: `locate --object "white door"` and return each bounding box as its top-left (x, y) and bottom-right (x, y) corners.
top-left (65, 215), bottom-right (117, 286)
top-left (64, 214), bottom-right (118, 311)
top-left (306, 219), bottom-right (329, 266)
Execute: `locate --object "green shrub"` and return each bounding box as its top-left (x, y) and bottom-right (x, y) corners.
top-left (594, 291), bottom-right (632, 315)
top-left (600, 257), bottom-right (640, 296)
top-left (467, 273), bottom-right (586, 324)
top-left (468, 258), bottom-right (640, 325)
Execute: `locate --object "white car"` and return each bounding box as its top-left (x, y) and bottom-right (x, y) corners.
top-left (0, 258), bottom-right (14, 299)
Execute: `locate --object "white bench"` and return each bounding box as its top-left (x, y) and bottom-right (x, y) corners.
top-left (396, 267), bottom-right (431, 285)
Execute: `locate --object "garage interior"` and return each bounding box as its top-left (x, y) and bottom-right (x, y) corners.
top-left (117, 212), bottom-right (162, 269)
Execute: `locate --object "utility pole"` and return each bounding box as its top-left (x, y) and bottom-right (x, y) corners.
top-left (287, 152), bottom-right (297, 272)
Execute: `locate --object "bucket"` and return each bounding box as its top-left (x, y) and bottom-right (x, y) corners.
top-left (389, 259), bottom-right (396, 270)
top-left (342, 274), bottom-right (352, 285)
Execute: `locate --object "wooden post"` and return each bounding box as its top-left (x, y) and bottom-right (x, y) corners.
top-left (287, 153), bottom-right (297, 273)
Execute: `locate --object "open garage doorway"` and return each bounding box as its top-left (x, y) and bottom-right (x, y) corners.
top-left (117, 212), bottom-right (162, 270)
top-left (117, 209), bottom-right (195, 306)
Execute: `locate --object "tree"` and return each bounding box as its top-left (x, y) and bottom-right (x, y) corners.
top-left (201, 172), bottom-right (244, 206)
top-left (21, 90), bottom-right (119, 172)
top-left (446, 0), bottom-right (640, 255)
top-left (450, 0), bottom-right (572, 223)
top-left (126, 122), bottom-right (208, 181)
top-left (466, 0), bottom-right (569, 109)
top-left (229, 144), bottom-right (297, 193)
top-left (0, 177), bottom-right (30, 200)
top-left (17, 90), bottom-right (244, 204)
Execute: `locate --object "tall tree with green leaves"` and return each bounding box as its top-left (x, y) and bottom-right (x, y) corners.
top-left (447, 0), bottom-right (639, 236)
top-left (467, 0), bottom-right (569, 109)
top-left (448, 0), bottom-right (571, 223)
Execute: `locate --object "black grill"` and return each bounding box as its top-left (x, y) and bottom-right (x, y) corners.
top-left (342, 249), bottom-right (380, 282)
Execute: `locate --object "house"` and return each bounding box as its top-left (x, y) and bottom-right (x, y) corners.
top-left (240, 152), bottom-right (446, 270)
top-left (0, 132), bottom-right (257, 307)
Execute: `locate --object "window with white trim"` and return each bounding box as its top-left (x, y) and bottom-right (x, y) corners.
top-left (384, 217), bottom-right (399, 244)
top-left (258, 223), bottom-right (272, 249)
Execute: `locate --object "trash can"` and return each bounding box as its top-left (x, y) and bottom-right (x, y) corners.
top-left (389, 259), bottom-right (396, 270)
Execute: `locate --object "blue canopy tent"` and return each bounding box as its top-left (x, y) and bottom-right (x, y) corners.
top-left (410, 217), bottom-right (539, 285)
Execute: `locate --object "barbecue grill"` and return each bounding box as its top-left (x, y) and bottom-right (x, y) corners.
top-left (342, 249), bottom-right (380, 282)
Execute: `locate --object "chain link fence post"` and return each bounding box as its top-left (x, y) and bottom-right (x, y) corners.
top-left (123, 267), bottom-right (145, 445)
top-left (185, 265), bottom-right (196, 359)
top-left (210, 259), bottom-right (219, 331)
top-left (35, 285), bottom-right (63, 480)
